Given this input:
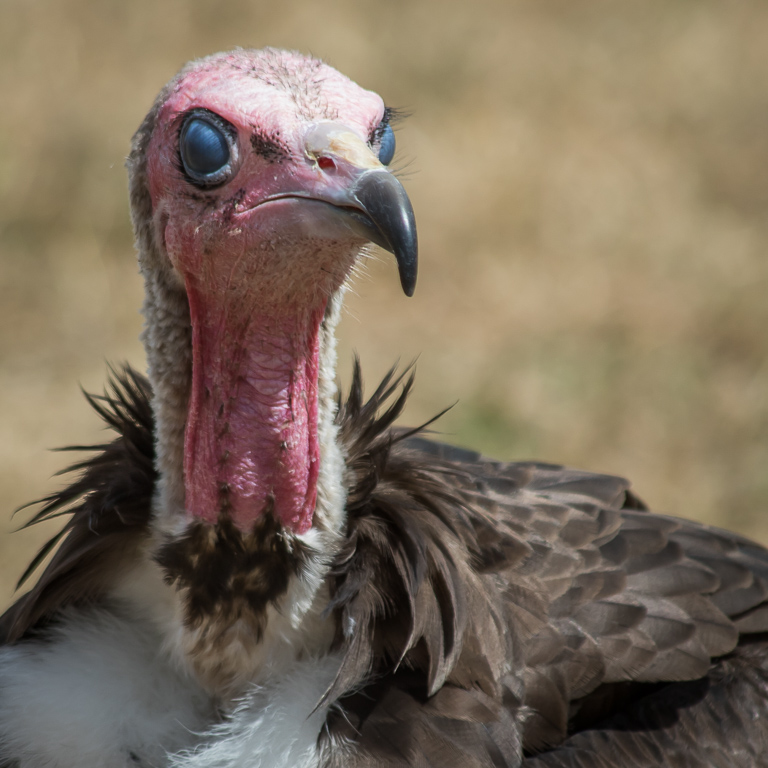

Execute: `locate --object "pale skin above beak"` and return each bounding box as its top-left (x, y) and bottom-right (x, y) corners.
top-left (261, 121), bottom-right (419, 297)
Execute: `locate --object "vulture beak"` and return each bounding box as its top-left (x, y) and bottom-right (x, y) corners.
top-left (303, 122), bottom-right (418, 296)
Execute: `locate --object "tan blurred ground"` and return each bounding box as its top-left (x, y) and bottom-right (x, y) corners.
top-left (1, 0), bottom-right (767, 610)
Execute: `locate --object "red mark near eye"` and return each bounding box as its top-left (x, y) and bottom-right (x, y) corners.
top-left (318, 156), bottom-right (335, 171)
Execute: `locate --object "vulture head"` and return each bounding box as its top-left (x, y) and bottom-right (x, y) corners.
top-left (126, 49), bottom-right (416, 695)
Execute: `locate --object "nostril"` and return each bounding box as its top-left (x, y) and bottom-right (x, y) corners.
top-left (318, 156), bottom-right (336, 171)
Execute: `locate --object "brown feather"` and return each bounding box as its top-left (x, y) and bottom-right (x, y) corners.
top-left (0, 368), bottom-right (155, 643)
top-left (155, 511), bottom-right (310, 637)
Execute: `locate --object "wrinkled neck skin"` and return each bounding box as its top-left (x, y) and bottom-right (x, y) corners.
top-left (133, 240), bottom-right (350, 698)
top-left (184, 285), bottom-right (323, 535)
top-left (141, 257), bottom-right (348, 540)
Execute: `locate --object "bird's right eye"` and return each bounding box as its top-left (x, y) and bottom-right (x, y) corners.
top-left (377, 123), bottom-right (396, 166)
top-left (179, 113), bottom-right (235, 186)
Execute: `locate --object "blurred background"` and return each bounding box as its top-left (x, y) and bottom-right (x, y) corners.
top-left (1, 0), bottom-right (767, 609)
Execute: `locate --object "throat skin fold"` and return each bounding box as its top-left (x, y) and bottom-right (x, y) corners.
top-left (184, 278), bottom-right (325, 534)
top-left (151, 201), bottom-right (361, 535)
top-left (136, 229), bottom-right (355, 539)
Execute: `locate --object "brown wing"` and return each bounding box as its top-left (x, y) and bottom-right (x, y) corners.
top-left (0, 368), bottom-right (155, 643)
top-left (457, 451), bottom-right (768, 751)
top-left (524, 640), bottom-right (768, 767)
top-left (326, 368), bottom-right (768, 766)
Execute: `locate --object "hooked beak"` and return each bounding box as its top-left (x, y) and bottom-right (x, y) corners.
top-left (303, 123), bottom-right (418, 296)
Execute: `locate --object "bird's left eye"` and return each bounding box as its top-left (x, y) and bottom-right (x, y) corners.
top-left (377, 123), bottom-right (396, 165)
top-left (179, 112), bottom-right (235, 187)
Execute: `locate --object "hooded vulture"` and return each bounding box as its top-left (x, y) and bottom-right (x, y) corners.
top-left (1, 48), bottom-right (767, 768)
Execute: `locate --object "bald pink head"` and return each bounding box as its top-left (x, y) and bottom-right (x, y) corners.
top-left (140, 49), bottom-right (416, 534)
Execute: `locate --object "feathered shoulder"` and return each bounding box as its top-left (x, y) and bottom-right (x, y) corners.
top-left (0, 369), bottom-right (156, 643)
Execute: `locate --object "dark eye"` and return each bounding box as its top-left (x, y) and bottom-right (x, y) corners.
top-left (179, 113), bottom-right (234, 186)
top-left (378, 123), bottom-right (396, 165)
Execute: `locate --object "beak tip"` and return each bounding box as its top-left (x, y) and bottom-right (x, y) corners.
top-left (399, 261), bottom-right (417, 297)
top-left (390, 202), bottom-right (418, 299)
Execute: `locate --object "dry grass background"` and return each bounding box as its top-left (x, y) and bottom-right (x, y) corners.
top-left (1, 0), bottom-right (767, 610)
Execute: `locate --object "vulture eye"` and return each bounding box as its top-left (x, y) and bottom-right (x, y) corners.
top-left (179, 113), bottom-right (235, 186)
top-left (378, 123), bottom-right (396, 165)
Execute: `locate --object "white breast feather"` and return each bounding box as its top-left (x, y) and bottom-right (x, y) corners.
top-left (0, 605), bottom-right (212, 768)
top-left (0, 604), bottom-right (344, 768)
top-left (169, 653), bottom-right (343, 768)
